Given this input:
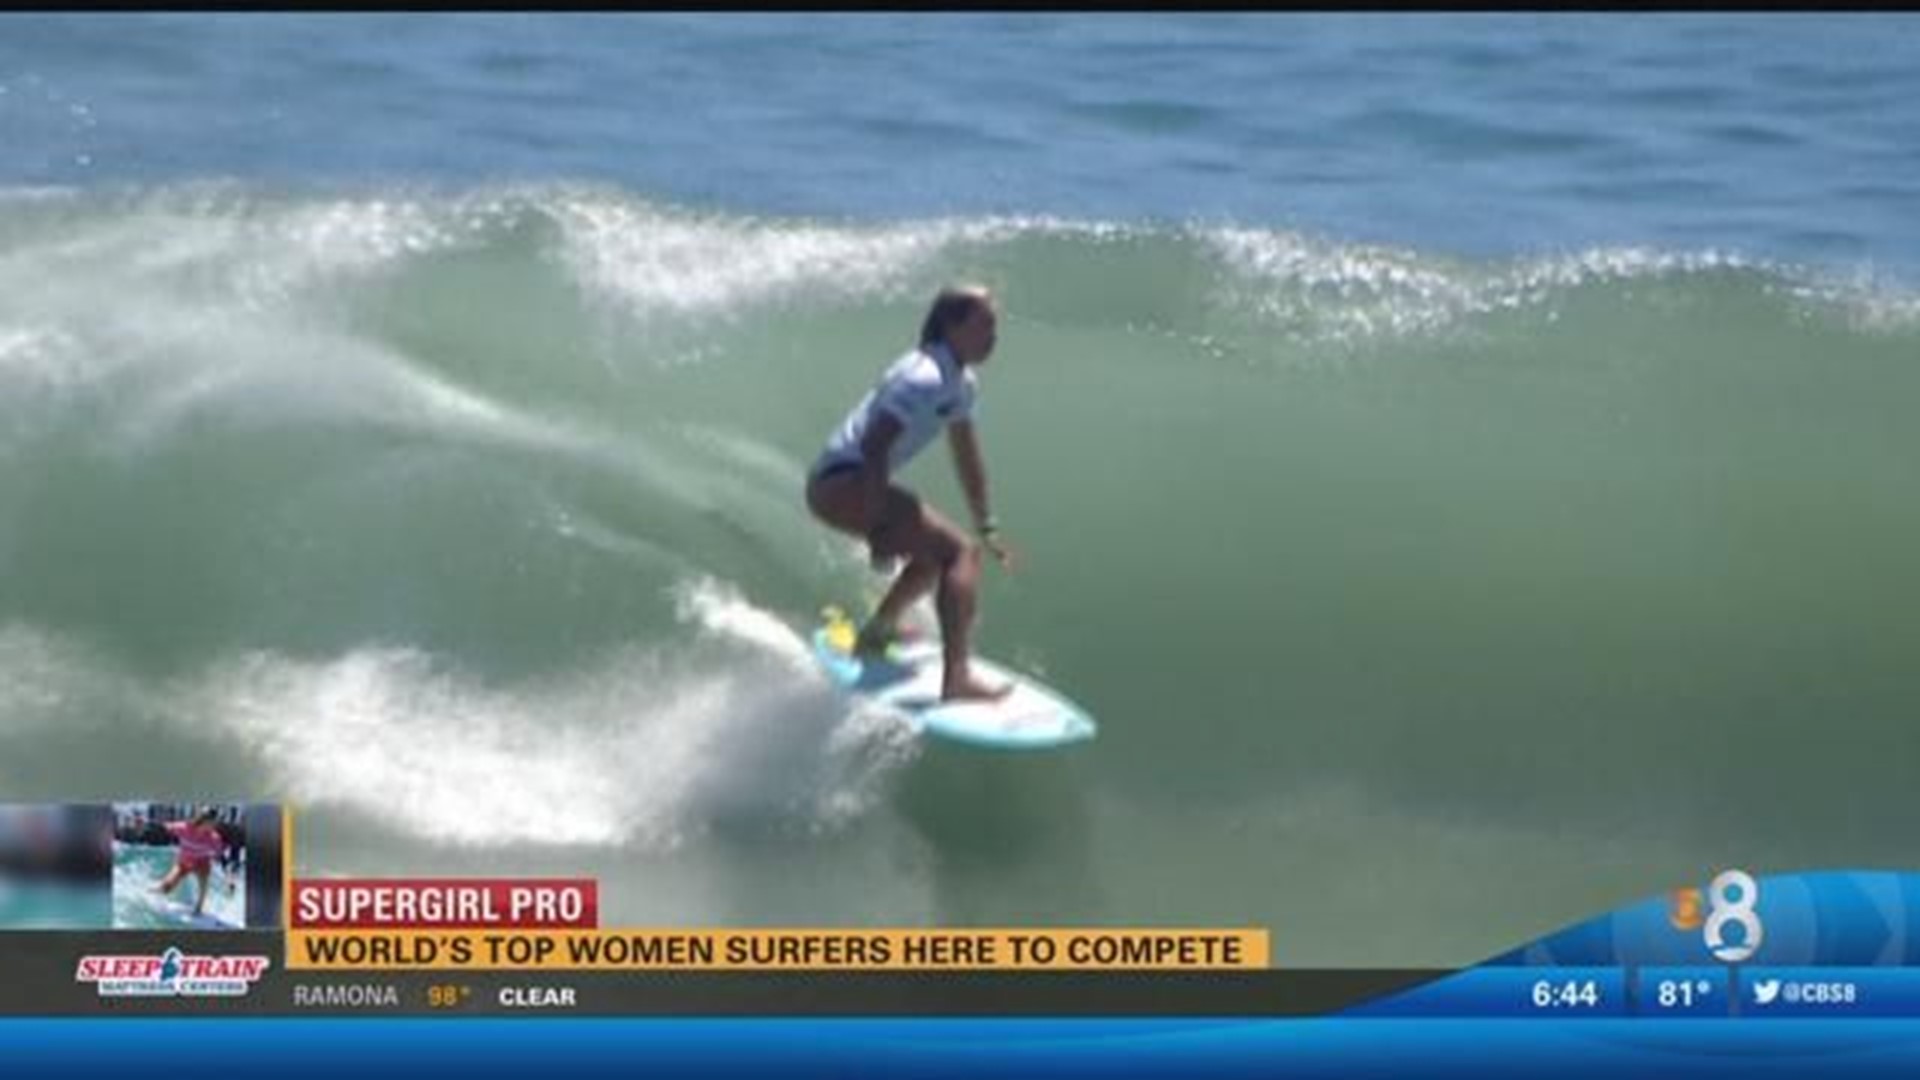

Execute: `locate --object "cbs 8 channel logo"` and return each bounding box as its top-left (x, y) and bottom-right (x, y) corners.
top-left (1669, 870), bottom-right (1764, 963)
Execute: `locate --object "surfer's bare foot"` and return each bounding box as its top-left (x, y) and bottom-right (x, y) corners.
top-left (942, 673), bottom-right (1013, 703)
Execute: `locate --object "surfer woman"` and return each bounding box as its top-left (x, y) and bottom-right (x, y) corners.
top-left (805, 285), bottom-right (1016, 702)
top-left (154, 807), bottom-right (228, 918)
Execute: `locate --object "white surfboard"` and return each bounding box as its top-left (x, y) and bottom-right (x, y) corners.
top-left (811, 609), bottom-right (1096, 750)
top-left (165, 898), bottom-right (240, 930)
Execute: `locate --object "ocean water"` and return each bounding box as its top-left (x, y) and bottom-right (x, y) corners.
top-left (2, 13), bottom-right (1917, 966)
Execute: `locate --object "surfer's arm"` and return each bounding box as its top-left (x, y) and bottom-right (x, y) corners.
top-left (949, 421), bottom-right (1014, 568)
top-left (947, 420), bottom-right (994, 534)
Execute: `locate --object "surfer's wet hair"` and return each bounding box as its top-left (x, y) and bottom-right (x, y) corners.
top-left (919, 285), bottom-right (992, 350)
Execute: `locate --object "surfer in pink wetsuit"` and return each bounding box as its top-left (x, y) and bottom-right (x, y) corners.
top-left (805, 285), bottom-right (1017, 703)
top-left (155, 807), bottom-right (229, 918)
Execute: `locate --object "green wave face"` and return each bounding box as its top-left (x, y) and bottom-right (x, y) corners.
top-left (3, 186), bottom-right (1917, 963)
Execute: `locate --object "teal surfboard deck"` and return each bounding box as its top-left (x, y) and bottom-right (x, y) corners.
top-left (811, 625), bottom-right (1097, 750)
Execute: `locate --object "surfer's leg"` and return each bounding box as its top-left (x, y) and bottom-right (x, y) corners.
top-left (811, 473), bottom-right (942, 651)
top-left (859, 557), bottom-right (940, 654)
top-left (191, 866), bottom-right (210, 915)
top-left (809, 469), bottom-right (1008, 695)
top-left (935, 538), bottom-right (1010, 702)
top-left (860, 495), bottom-right (1009, 701)
top-left (156, 865), bottom-right (183, 895)
top-left (856, 490), bottom-right (945, 651)
top-left (868, 506), bottom-right (1016, 703)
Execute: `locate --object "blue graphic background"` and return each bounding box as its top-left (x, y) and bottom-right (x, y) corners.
top-left (9, 1019), bottom-right (1920, 1078)
top-left (1485, 871), bottom-right (1920, 968)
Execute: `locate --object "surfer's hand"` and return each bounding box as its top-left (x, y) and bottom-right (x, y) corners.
top-left (981, 531), bottom-right (1017, 572)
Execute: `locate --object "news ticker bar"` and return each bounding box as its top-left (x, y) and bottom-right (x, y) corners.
top-left (0, 933), bottom-right (1423, 1016)
top-left (285, 928), bottom-right (1267, 971)
top-left (23, 932), bottom-right (1920, 1019)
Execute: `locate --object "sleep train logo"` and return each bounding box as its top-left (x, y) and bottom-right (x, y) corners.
top-left (75, 946), bottom-right (272, 997)
top-left (1668, 869), bottom-right (1764, 963)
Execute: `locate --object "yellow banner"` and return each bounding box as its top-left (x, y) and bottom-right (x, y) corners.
top-left (286, 928), bottom-right (1269, 971)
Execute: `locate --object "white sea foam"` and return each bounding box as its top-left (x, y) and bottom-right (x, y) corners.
top-left (165, 577), bottom-right (916, 850)
top-left (1205, 226), bottom-right (1767, 342)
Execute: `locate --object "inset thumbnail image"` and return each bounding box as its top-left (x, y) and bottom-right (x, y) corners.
top-left (0, 804), bottom-right (113, 929)
top-left (112, 803), bottom-right (246, 930)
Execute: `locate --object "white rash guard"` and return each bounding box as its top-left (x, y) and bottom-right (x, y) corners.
top-left (814, 341), bottom-right (976, 479)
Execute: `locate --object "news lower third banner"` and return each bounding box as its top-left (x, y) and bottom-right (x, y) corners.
top-left (29, 799), bottom-right (1920, 1026)
top-left (283, 874), bottom-right (1268, 972)
top-left (6, 801), bottom-right (1333, 1016)
top-left (0, 931), bottom-right (1430, 1017)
